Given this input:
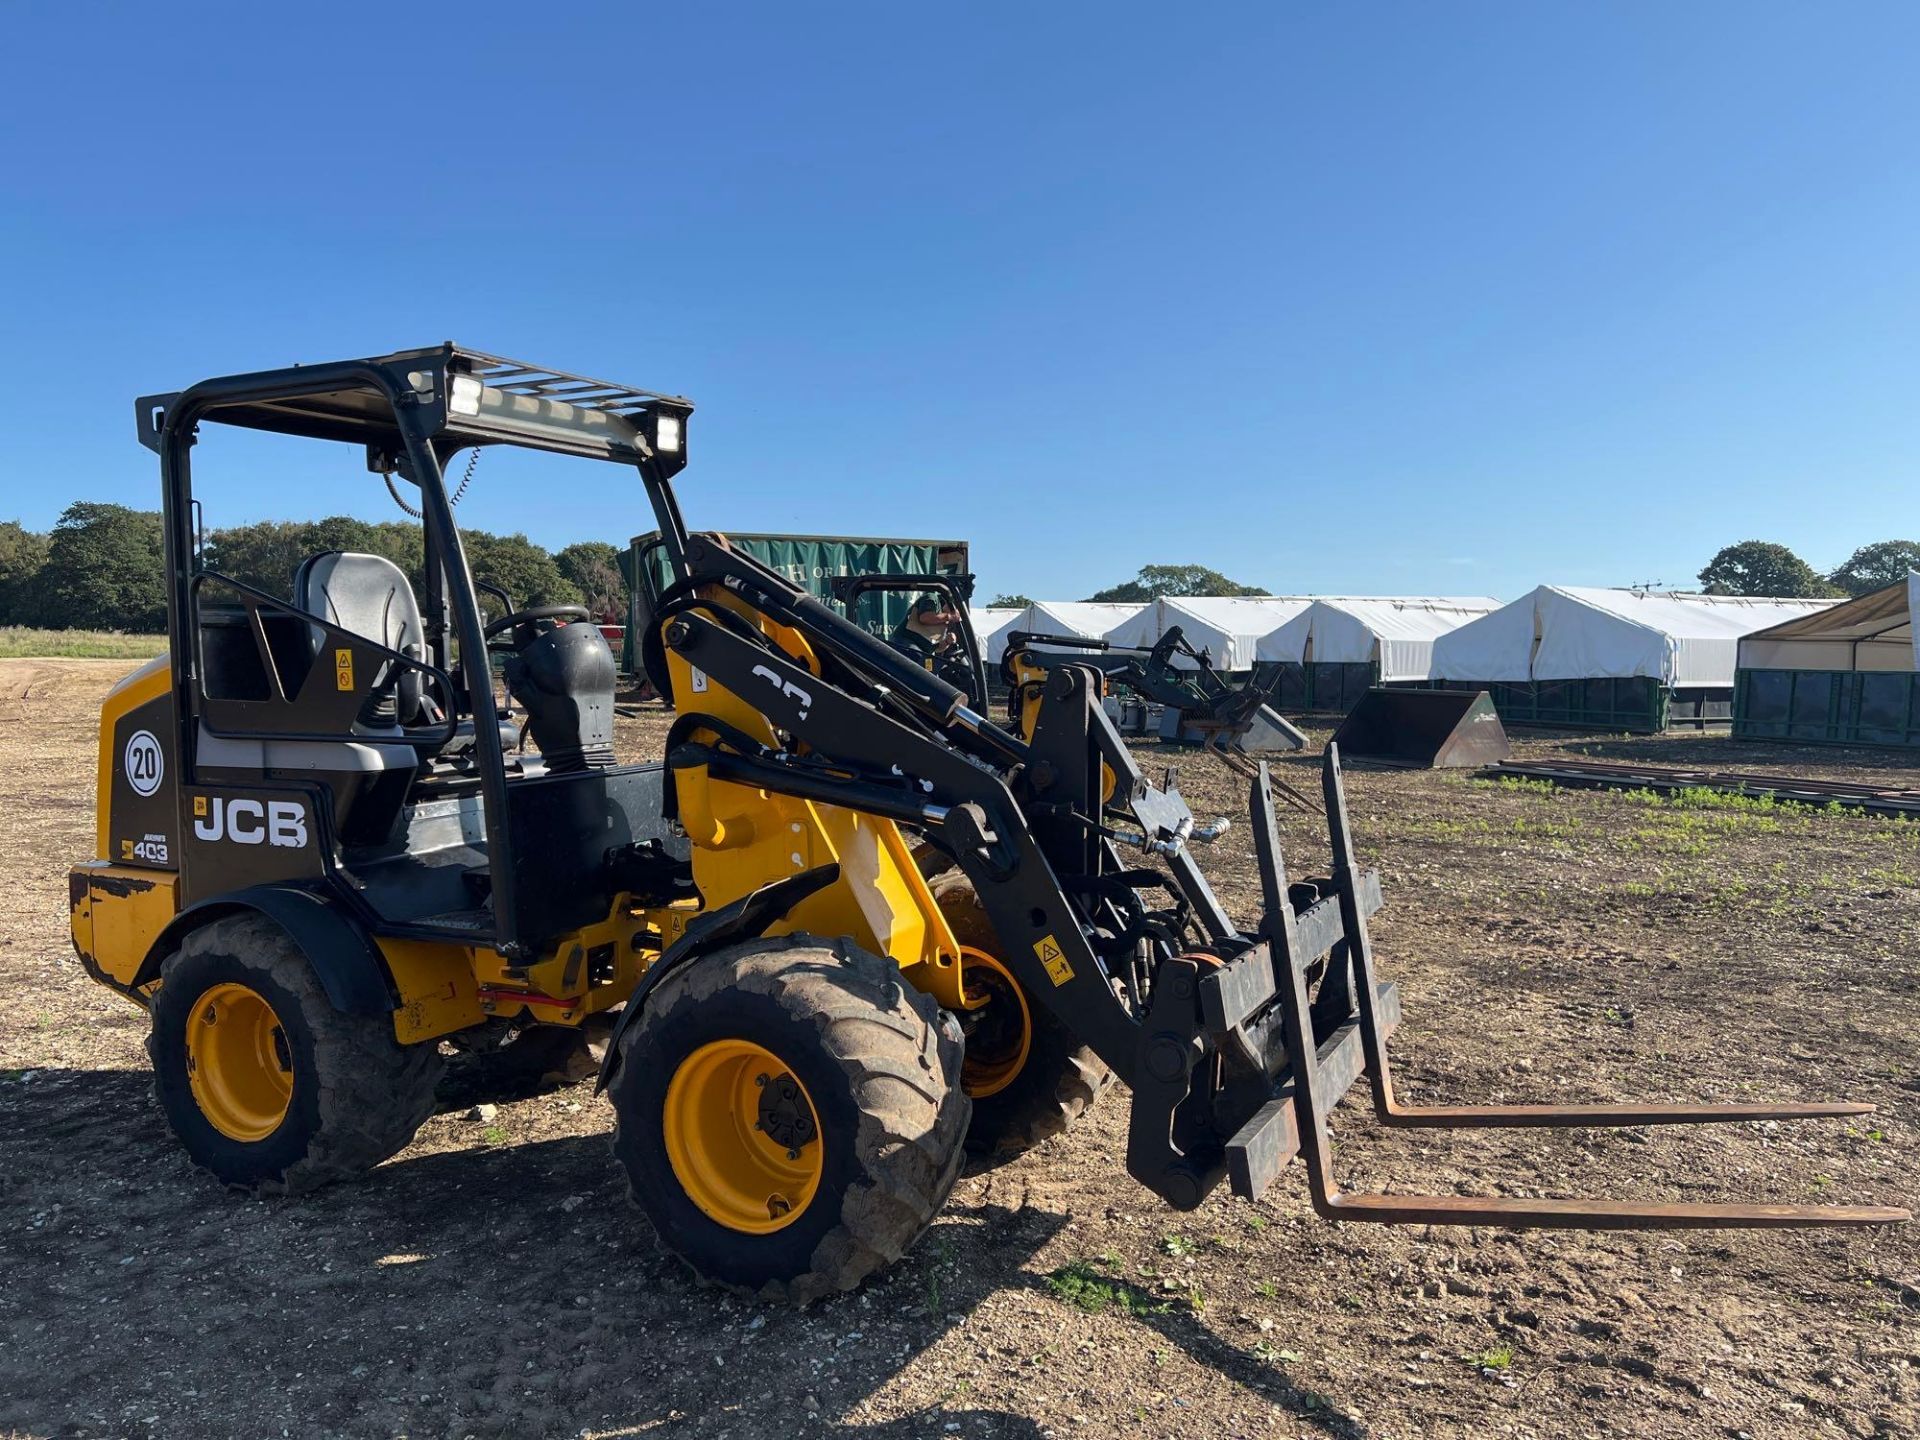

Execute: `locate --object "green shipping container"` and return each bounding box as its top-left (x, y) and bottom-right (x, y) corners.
top-left (621, 531), bottom-right (968, 674)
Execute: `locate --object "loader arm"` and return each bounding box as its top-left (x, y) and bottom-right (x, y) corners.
top-left (644, 530), bottom-right (1906, 1228)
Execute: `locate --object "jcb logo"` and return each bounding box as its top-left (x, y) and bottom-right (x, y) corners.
top-left (192, 796), bottom-right (309, 849)
top-left (752, 663), bottom-right (814, 721)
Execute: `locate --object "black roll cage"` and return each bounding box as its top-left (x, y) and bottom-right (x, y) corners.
top-left (139, 344), bottom-right (693, 960)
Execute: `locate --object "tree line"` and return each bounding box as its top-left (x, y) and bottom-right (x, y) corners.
top-left (5, 505), bottom-right (1912, 634)
top-left (1696, 539), bottom-right (1920, 599)
top-left (989, 563), bottom-right (1265, 609)
top-left (985, 544), bottom-right (1920, 611)
top-left (0, 503), bottom-right (630, 633)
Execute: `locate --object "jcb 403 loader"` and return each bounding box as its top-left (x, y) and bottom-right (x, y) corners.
top-left (72, 347), bottom-right (1904, 1304)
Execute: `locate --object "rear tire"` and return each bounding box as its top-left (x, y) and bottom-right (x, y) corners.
top-left (148, 914), bottom-right (442, 1195)
top-left (930, 870), bottom-right (1113, 1158)
top-left (608, 934), bottom-right (969, 1304)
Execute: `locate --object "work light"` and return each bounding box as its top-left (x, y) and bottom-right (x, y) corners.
top-left (448, 373), bottom-right (486, 417)
top-left (637, 402), bottom-right (692, 476)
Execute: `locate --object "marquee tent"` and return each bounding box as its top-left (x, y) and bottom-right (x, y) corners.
top-left (1257, 597), bottom-right (1504, 681)
top-left (1737, 576), bottom-right (1920, 673)
top-left (1256, 597), bottom-right (1505, 712)
top-left (1433, 587), bottom-right (1835, 687)
top-left (968, 606), bottom-right (1023, 664)
top-left (1010, 600), bottom-right (1147, 643)
top-left (1734, 574), bottom-right (1920, 747)
top-left (1101, 596), bottom-right (1317, 671)
top-left (1431, 586), bottom-right (1838, 732)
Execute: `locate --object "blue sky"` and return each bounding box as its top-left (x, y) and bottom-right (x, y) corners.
top-left (2, 2), bottom-right (1915, 603)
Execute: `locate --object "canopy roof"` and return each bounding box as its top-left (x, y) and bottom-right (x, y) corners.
top-left (1103, 596), bottom-right (1320, 670)
top-left (1257, 597), bottom-right (1503, 682)
top-left (1431, 586), bottom-right (1838, 688)
top-left (1738, 574), bottom-right (1919, 674)
top-left (1011, 600), bottom-right (1147, 642)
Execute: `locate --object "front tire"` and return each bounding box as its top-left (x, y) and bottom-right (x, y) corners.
top-left (148, 914), bottom-right (441, 1195)
top-left (930, 870), bottom-right (1113, 1158)
top-left (608, 935), bottom-right (969, 1304)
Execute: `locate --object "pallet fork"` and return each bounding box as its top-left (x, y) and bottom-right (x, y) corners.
top-left (1225, 746), bottom-right (1909, 1229)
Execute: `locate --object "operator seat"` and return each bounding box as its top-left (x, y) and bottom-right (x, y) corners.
top-left (293, 549), bottom-right (521, 767)
top-left (293, 551), bottom-right (425, 727)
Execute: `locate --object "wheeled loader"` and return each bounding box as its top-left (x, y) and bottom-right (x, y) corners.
top-left (71, 347), bottom-right (1905, 1308)
top-left (823, 572), bottom-right (1305, 760)
top-left (998, 623), bottom-right (1307, 764)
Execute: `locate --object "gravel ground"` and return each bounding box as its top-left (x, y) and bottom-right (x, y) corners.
top-left (1, 658), bottom-right (1915, 1440)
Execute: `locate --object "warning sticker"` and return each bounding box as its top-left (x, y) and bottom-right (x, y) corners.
top-left (334, 647), bottom-right (354, 691)
top-left (1033, 934), bottom-right (1074, 987)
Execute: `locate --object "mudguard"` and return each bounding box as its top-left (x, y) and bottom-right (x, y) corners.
top-left (134, 884), bottom-right (393, 1016)
top-left (596, 864), bottom-right (842, 1093)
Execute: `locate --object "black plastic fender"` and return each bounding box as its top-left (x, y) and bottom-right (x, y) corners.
top-left (135, 884), bottom-right (394, 1016)
top-left (596, 863), bottom-right (842, 1094)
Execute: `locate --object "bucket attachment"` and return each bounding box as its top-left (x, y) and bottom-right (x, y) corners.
top-left (1206, 748), bottom-right (1907, 1230)
top-left (1167, 700), bottom-right (1307, 755)
top-left (1329, 687), bottom-right (1511, 769)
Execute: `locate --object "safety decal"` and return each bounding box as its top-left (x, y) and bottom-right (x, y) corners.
top-left (334, 647), bottom-right (354, 691)
top-left (1033, 934), bottom-right (1074, 986)
top-left (124, 729), bottom-right (164, 797)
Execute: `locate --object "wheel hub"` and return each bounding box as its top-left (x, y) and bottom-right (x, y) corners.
top-left (185, 981), bottom-right (294, 1142)
top-left (663, 1039), bottom-right (823, 1234)
top-left (957, 947), bottom-right (1032, 1100)
top-left (756, 1072), bottom-right (817, 1152)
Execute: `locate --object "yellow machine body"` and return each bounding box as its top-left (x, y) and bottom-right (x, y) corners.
top-left (72, 659), bottom-right (182, 1001)
top-left (1005, 645), bottom-right (1118, 806)
top-left (72, 654), bottom-right (695, 1047)
top-left (73, 591), bottom-right (977, 1053)
top-left (663, 593), bottom-right (973, 1012)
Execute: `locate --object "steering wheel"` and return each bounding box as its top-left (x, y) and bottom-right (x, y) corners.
top-left (484, 604), bottom-right (592, 646)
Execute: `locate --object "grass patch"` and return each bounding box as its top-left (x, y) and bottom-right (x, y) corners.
top-left (1045, 1259), bottom-right (1175, 1317)
top-left (1250, 1339), bottom-right (1303, 1363)
top-left (1486, 776), bottom-right (1558, 798)
top-left (0, 627), bottom-right (166, 660)
top-left (1466, 1343), bottom-right (1515, 1371)
top-left (1621, 785), bottom-right (1811, 818)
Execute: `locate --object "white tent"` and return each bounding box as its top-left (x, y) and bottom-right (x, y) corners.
top-left (967, 607), bottom-right (1022, 664)
top-left (1101, 597), bottom-right (1319, 671)
top-left (1733, 575), bottom-right (1920, 746)
top-left (1737, 573), bottom-right (1919, 673)
top-left (1257, 597), bottom-right (1504, 683)
top-left (1432, 586), bottom-right (1839, 689)
top-left (1012, 600), bottom-right (1146, 643)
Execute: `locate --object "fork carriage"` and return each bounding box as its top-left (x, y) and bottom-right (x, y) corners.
top-left (1166, 748), bottom-right (1905, 1227)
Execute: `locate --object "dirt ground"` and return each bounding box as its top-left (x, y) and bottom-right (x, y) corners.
top-left (2, 657), bottom-right (1915, 1440)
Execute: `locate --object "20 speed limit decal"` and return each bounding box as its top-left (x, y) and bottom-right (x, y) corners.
top-left (125, 729), bottom-right (164, 797)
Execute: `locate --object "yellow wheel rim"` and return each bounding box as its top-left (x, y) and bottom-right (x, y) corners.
top-left (958, 947), bottom-right (1032, 1100)
top-left (186, 982), bottom-right (294, 1142)
top-left (663, 1039), bottom-right (823, 1234)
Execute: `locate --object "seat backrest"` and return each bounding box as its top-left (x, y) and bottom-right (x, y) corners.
top-left (293, 551), bottom-right (425, 727)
